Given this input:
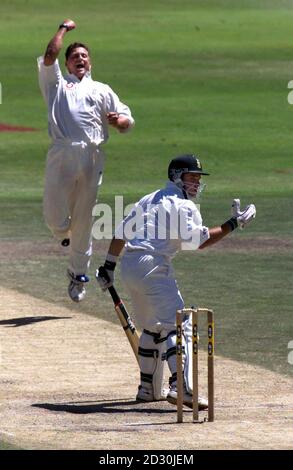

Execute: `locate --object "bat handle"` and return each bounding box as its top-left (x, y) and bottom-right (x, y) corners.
top-left (98, 266), bottom-right (120, 305)
top-left (108, 285), bottom-right (120, 305)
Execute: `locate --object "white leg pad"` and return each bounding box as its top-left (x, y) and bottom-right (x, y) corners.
top-left (138, 329), bottom-right (167, 400)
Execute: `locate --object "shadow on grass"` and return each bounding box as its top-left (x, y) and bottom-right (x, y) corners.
top-left (32, 399), bottom-right (174, 415)
top-left (0, 316), bottom-right (72, 327)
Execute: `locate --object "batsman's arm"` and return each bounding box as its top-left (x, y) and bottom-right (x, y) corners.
top-left (200, 200), bottom-right (256, 249)
top-left (44, 19), bottom-right (76, 66)
top-left (96, 237), bottom-right (125, 290)
top-left (199, 222), bottom-right (234, 249)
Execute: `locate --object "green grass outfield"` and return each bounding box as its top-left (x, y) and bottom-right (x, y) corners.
top-left (0, 0), bottom-right (293, 409)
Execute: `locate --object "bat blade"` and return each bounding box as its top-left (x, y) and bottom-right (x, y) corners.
top-left (98, 266), bottom-right (140, 364)
top-left (114, 300), bottom-right (140, 364)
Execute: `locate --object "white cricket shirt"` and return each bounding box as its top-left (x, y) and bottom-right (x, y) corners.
top-left (37, 57), bottom-right (134, 145)
top-left (116, 181), bottom-right (210, 259)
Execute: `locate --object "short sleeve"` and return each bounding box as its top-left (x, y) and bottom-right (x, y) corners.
top-left (178, 201), bottom-right (210, 250)
top-left (37, 56), bottom-right (63, 102)
top-left (104, 85), bottom-right (135, 130)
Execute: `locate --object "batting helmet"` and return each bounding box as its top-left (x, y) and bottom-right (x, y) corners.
top-left (168, 154), bottom-right (210, 182)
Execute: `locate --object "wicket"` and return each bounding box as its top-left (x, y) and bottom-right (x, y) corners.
top-left (176, 307), bottom-right (214, 423)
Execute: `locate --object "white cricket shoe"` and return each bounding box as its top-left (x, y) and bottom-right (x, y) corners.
top-left (67, 270), bottom-right (89, 303)
top-left (136, 385), bottom-right (168, 402)
top-left (166, 385), bottom-right (208, 410)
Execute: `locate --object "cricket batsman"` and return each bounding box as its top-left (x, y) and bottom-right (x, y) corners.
top-left (96, 154), bottom-right (256, 408)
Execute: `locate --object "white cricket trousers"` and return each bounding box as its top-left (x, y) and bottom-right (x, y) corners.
top-left (43, 141), bottom-right (105, 275)
top-left (120, 251), bottom-right (184, 333)
top-left (121, 251), bottom-right (186, 385)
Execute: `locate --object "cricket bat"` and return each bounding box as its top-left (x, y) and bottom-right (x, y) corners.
top-left (98, 267), bottom-right (140, 364)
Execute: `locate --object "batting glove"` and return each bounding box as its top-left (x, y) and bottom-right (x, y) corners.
top-left (231, 198), bottom-right (256, 229)
top-left (96, 254), bottom-right (117, 291)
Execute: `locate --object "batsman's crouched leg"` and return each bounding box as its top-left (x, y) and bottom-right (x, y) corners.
top-left (136, 329), bottom-right (168, 402)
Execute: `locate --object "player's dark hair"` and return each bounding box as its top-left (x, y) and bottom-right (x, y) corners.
top-left (65, 42), bottom-right (90, 60)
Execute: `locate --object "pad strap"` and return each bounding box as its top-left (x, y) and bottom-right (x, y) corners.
top-left (166, 346), bottom-right (176, 360)
top-left (138, 347), bottom-right (159, 358)
top-left (143, 329), bottom-right (167, 344)
top-left (141, 372), bottom-right (153, 384)
top-left (169, 372), bottom-right (177, 385)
